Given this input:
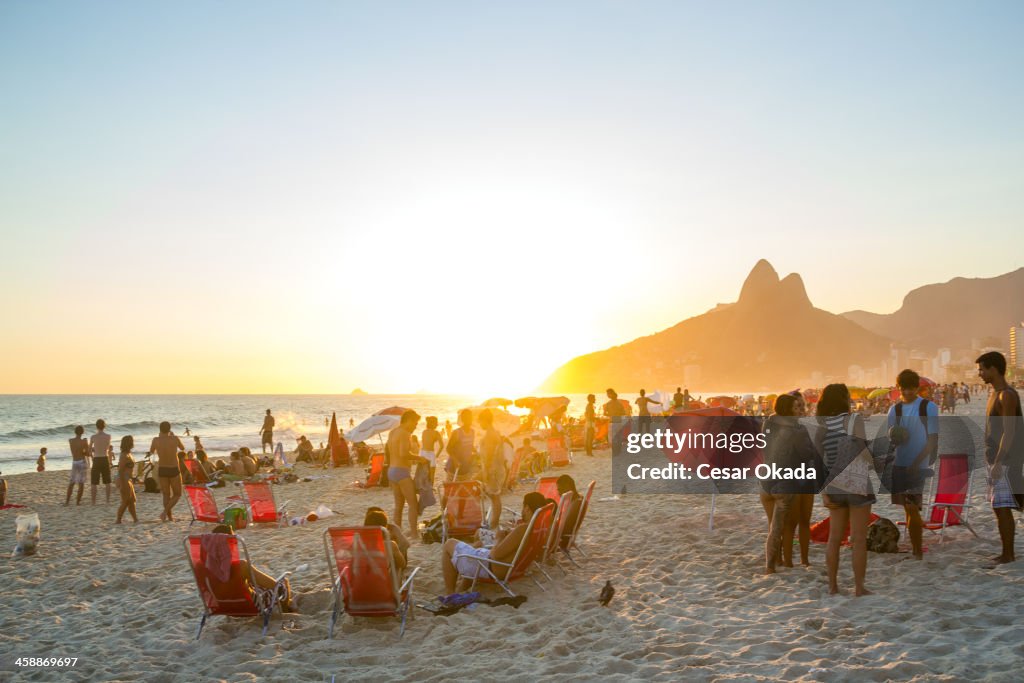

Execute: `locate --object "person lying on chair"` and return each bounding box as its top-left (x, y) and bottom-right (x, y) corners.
top-left (441, 492), bottom-right (548, 593)
top-left (210, 524), bottom-right (295, 612)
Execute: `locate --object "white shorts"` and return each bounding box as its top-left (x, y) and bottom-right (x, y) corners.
top-left (69, 460), bottom-right (88, 484)
top-left (420, 449), bottom-right (436, 466)
top-left (452, 541), bottom-right (490, 579)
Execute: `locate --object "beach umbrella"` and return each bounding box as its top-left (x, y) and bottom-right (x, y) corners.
top-left (867, 388), bottom-right (890, 400)
top-left (374, 406), bottom-right (410, 416)
top-left (483, 398), bottom-right (513, 408)
top-left (514, 396), bottom-right (539, 409)
top-left (347, 414), bottom-right (400, 444)
top-left (707, 396), bottom-right (737, 408)
top-left (888, 377), bottom-right (937, 401)
top-left (466, 405), bottom-right (521, 436)
top-left (327, 412), bottom-right (348, 465)
top-left (533, 396), bottom-right (570, 418)
top-left (848, 387), bottom-right (868, 400)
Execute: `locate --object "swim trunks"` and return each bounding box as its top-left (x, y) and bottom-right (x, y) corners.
top-left (387, 466), bottom-right (411, 483)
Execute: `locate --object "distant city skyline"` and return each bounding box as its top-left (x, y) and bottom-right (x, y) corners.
top-left (2, 2), bottom-right (1022, 393)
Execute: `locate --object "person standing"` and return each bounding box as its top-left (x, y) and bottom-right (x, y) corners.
top-left (149, 421), bottom-right (185, 522)
top-left (421, 416), bottom-right (444, 484)
top-left (785, 390), bottom-right (815, 566)
top-left (584, 394), bottom-right (597, 457)
top-left (635, 389), bottom-right (657, 434)
top-left (65, 426), bottom-right (89, 506)
top-left (386, 410), bottom-right (423, 538)
top-left (37, 448), bottom-right (47, 472)
top-left (886, 369), bottom-right (938, 560)
top-left (445, 409), bottom-right (477, 481)
top-left (604, 389), bottom-right (628, 455)
top-left (89, 419), bottom-right (113, 505)
top-left (259, 409), bottom-right (275, 454)
top-left (977, 352), bottom-right (1024, 564)
top-left (116, 435), bottom-right (138, 524)
top-left (478, 410), bottom-right (507, 529)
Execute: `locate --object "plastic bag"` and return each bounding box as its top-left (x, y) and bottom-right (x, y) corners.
top-left (13, 512), bottom-right (40, 557)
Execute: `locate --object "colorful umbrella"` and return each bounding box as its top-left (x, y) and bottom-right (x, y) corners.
top-left (867, 388), bottom-right (890, 400)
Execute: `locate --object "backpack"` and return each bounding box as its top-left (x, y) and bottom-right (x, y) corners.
top-left (143, 475), bottom-right (160, 493)
top-left (866, 517), bottom-right (900, 553)
top-left (894, 398), bottom-right (931, 426)
top-left (420, 513), bottom-right (443, 544)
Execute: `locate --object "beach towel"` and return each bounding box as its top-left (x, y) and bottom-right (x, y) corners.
top-left (200, 534), bottom-right (233, 583)
top-left (414, 464), bottom-right (436, 512)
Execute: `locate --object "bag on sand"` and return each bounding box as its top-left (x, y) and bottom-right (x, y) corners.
top-left (866, 517), bottom-right (900, 553)
top-left (12, 512), bottom-right (41, 558)
top-left (421, 513), bottom-right (443, 544)
top-left (144, 475), bottom-right (160, 493)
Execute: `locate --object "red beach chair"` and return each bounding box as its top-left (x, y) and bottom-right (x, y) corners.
top-left (899, 453), bottom-right (979, 540)
top-left (535, 476), bottom-right (560, 501)
top-left (185, 460), bottom-right (209, 484)
top-left (242, 481), bottom-right (288, 525)
top-left (185, 485), bottom-right (222, 526)
top-left (323, 526), bottom-right (420, 638)
top-left (537, 491), bottom-right (576, 580)
top-left (562, 480), bottom-right (595, 565)
top-left (183, 533), bottom-right (291, 639)
top-left (457, 503), bottom-right (555, 596)
top-left (547, 437), bottom-right (571, 467)
top-left (441, 480), bottom-right (484, 542)
top-left (355, 453), bottom-right (386, 489)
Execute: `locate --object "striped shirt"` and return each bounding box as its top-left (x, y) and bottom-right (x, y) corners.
top-left (821, 413), bottom-right (851, 473)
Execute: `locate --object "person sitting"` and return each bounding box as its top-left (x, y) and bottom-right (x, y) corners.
top-left (228, 451), bottom-right (248, 477)
top-left (555, 474), bottom-right (583, 549)
top-left (354, 442), bottom-right (371, 466)
top-left (515, 438), bottom-right (539, 477)
top-left (441, 492), bottom-right (549, 593)
top-left (177, 450), bottom-right (194, 485)
top-left (363, 507), bottom-right (408, 573)
top-left (295, 436), bottom-right (315, 463)
top-left (210, 524), bottom-right (294, 612)
top-left (195, 450), bottom-right (218, 479)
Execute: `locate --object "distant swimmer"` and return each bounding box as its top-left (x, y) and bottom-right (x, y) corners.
top-left (259, 409), bottom-right (275, 454)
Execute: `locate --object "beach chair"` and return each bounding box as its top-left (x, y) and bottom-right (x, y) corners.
top-left (547, 437), bottom-right (572, 467)
top-left (323, 526), bottom-right (420, 638)
top-left (356, 453), bottom-right (385, 489)
top-left (561, 480), bottom-right (595, 566)
top-left (242, 481), bottom-right (289, 525)
top-left (441, 480), bottom-right (485, 543)
top-left (185, 460), bottom-right (209, 485)
top-left (457, 503), bottom-right (555, 597)
top-left (505, 449), bottom-right (524, 491)
top-left (535, 476), bottom-right (560, 501)
top-left (537, 491), bottom-right (575, 580)
top-left (183, 533), bottom-right (291, 639)
top-left (898, 453), bottom-right (979, 540)
top-left (185, 485), bottom-right (223, 526)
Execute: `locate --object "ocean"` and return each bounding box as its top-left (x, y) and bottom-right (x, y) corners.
top-left (0, 394), bottom-right (592, 475)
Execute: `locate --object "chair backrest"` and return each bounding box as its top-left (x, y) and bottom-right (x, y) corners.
top-left (544, 491), bottom-right (575, 560)
top-left (323, 526), bottom-right (399, 616)
top-left (242, 481), bottom-right (279, 523)
top-left (185, 485), bottom-right (221, 524)
top-left (535, 476), bottom-right (560, 501)
top-left (929, 453), bottom-right (971, 526)
top-left (506, 450), bottom-right (523, 490)
top-left (506, 503), bottom-right (556, 580)
top-left (366, 453), bottom-right (385, 487)
top-left (184, 533), bottom-right (258, 616)
top-left (547, 437), bottom-right (570, 466)
top-left (564, 480), bottom-right (595, 549)
top-left (185, 460), bottom-right (209, 484)
top-left (442, 480), bottom-right (484, 536)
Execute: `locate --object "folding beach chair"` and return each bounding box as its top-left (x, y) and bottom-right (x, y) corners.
top-left (323, 526), bottom-right (420, 638)
top-left (537, 491), bottom-right (575, 580)
top-left (242, 481), bottom-right (289, 525)
top-left (185, 484), bottom-right (223, 526)
top-left (505, 449), bottom-right (524, 491)
top-left (183, 533), bottom-right (291, 639)
top-left (457, 503), bottom-right (555, 597)
top-left (355, 453), bottom-right (386, 489)
top-left (547, 437), bottom-right (572, 467)
top-left (185, 460), bottom-right (209, 485)
top-left (535, 476), bottom-right (560, 502)
top-left (898, 453), bottom-right (979, 540)
top-left (561, 480), bottom-right (595, 566)
top-left (441, 480), bottom-right (485, 543)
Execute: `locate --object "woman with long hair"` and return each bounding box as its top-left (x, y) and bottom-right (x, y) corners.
top-left (116, 435), bottom-right (138, 524)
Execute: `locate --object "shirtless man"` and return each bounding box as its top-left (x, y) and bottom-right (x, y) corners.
top-left (65, 425), bottom-right (89, 505)
top-left (584, 394), bottom-right (597, 456)
top-left (386, 410), bottom-right (423, 537)
top-left (977, 352), bottom-right (1024, 564)
top-left (441, 492), bottom-right (550, 593)
top-left (604, 389), bottom-right (627, 455)
top-left (421, 416), bottom-right (445, 486)
top-left (149, 421), bottom-right (185, 521)
top-left (635, 389), bottom-right (657, 434)
top-left (89, 419), bottom-right (113, 505)
top-left (259, 409), bottom-right (275, 454)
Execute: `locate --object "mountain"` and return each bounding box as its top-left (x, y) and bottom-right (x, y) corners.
top-left (539, 260), bottom-right (892, 393)
top-left (842, 268), bottom-right (1024, 352)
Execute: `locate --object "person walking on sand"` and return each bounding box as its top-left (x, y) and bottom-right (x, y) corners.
top-left (977, 352), bottom-right (1024, 564)
top-left (635, 389), bottom-right (657, 434)
top-left (386, 410), bottom-right (424, 538)
top-left (89, 419), bottom-right (113, 505)
top-left (116, 435), bottom-right (138, 524)
top-left (65, 425), bottom-right (89, 506)
top-left (149, 421), bottom-right (185, 522)
top-left (887, 369), bottom-right (938, 560)
top-left (584, 394), bottom-right (597, 456)
top-left (259, 409), bottom-right (275, 454)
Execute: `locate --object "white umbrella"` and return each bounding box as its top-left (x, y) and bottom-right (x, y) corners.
top-left (466, 405), bottom-right (521, 437)
top-left (346, 414), bottom-right (400, 444)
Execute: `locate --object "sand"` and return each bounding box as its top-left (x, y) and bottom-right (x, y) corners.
top-left (1, 427), bottom-right (1023, 682)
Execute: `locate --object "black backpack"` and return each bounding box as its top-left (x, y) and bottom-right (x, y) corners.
top-left (866, 517), bottom-right (900, 553)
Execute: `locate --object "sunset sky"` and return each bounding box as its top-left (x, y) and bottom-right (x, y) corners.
top-left (2, 1), bottom-right (1022, 395)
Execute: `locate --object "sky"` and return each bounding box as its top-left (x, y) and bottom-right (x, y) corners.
top-left (1, 1), bottom-right (1022, 395)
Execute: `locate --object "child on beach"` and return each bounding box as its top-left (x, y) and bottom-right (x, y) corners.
top-left (37, 448), bottom-right (46, 472)
top-left (116, 435), bottom-right (138, 524)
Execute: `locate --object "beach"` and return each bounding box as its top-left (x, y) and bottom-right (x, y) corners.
top-left (2, 426), bottom-right (1022, 683)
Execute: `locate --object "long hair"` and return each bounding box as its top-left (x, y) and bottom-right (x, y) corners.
top-left (120, 435), bottom-right (134, 453)
top-left (816, 384), bottom-right (850, 417)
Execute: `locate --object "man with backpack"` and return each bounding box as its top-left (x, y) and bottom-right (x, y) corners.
top-left (886, 369), bottom-right (939, 560)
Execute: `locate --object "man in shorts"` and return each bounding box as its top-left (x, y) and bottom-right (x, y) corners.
top-left (886, 369), bottom-right (938, 560)
top-left (89, 419), bottom-right (113, 505)
top-left (977, 352), bottom-right (1024, 564)
top-left (259, 409), bottom-right (275, 454)
top-left (149, 421), bottom-right (185, 522)
top-left (65, 425), bottom-right (90, 506)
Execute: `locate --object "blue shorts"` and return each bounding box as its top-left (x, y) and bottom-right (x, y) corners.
top-left (388, 466), bottom-right (411, 483)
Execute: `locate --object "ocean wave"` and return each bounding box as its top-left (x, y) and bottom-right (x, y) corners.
top-left (0, 420), bottom-right (164, 442)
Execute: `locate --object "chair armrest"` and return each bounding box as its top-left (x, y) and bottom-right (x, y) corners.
top-left (399, 566), bottom-right (421, 594)
top-left (931, 502), bottom-right (971, 508)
